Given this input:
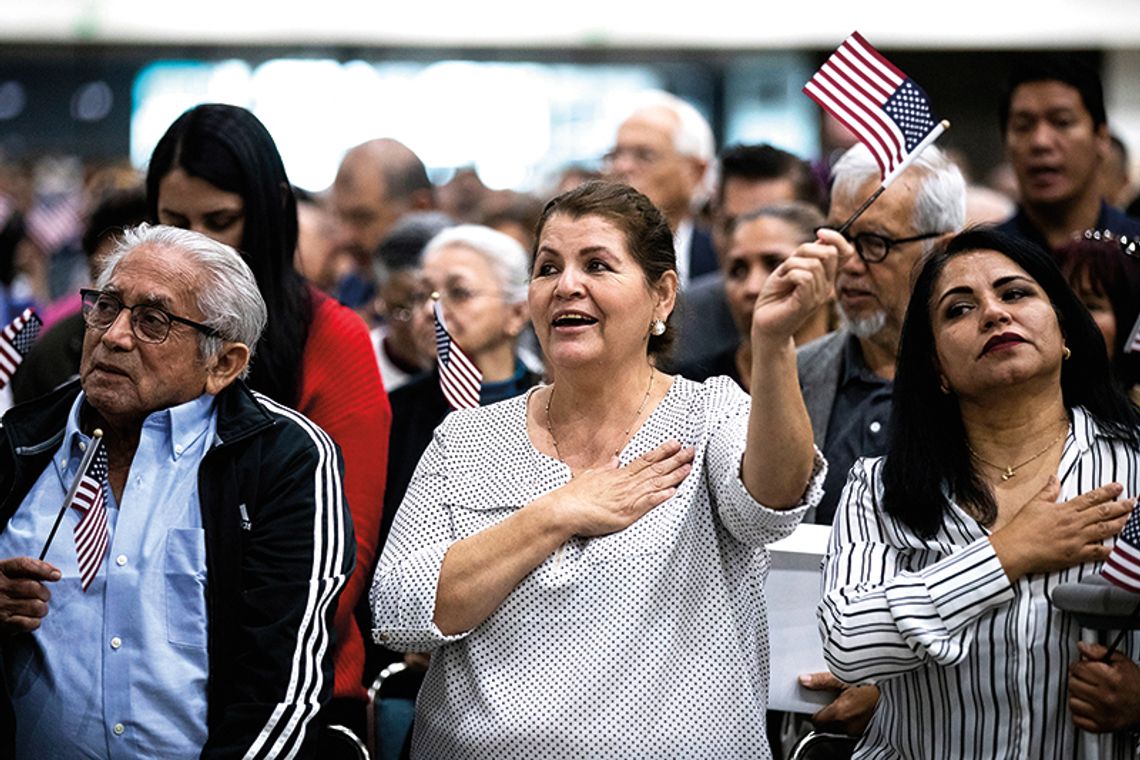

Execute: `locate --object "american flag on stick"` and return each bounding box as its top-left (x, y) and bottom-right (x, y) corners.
top-left (0, 308), bottom-right (42, 390)
top-left (804, 32), bottom-right (948, 187)
top-left (38, 430), bottom-right (109, 591)
top-left (1103, 506), bottom-right (1140, 594)
top-left (433, 298), bottom-right (482, 410)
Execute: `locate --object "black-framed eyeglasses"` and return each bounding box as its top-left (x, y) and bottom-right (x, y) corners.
top-left (80, 289), bottom-right (219, 344)
top-left (816, 227), bottom-right (944, 264)
top-left (1080, 228), bottom-right (1140, 259)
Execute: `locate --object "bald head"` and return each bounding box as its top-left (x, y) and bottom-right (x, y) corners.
top-left (332, 138), bottom-right (435, 262)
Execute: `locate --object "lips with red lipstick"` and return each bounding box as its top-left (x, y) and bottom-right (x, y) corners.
top-left (980, 332), bottom-right (1027, 357)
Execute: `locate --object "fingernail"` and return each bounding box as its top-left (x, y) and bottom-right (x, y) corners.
top-left (798, 674), bottom-right (813, 686)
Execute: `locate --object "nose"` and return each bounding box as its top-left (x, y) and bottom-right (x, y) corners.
top-left (979, 295), bottom-right (1012, 329)
top-left (1027, 121), bottom-right (1056, 151)
top-left (839, 247), bottom-right (868, 275)
top-left (554, 266), bottom-right (585, 298)
top-left (100, 307), bottom-right (136, 349)
top-left (743, 265), bottom-right (768, 298)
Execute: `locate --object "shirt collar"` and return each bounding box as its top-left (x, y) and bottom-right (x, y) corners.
top-left (839, 333), bottom-right (890, 389)
top-left (61, 391), bottom-right (218, 468)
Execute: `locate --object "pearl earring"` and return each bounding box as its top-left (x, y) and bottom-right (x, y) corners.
top-left (650, 319), bottom-right (666, 336)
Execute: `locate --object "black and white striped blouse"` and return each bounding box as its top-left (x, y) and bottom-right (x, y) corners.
top-left (819, 406), bottom-right (1140, 759)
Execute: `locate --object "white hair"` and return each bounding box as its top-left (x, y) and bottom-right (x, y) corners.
top-left (830, 143), bottom-right (966, 240)
top-left (97, 223), bottom-right (268, 377)
top-left (625, 90), bottom-right (717, 207)
top-left (422, 224), bottom-right (530, 305)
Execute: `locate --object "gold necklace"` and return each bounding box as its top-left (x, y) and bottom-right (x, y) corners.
top-left (967, 423), bottom-right (1069, 482)
top-left (545, 368), bottom-right (654, 468)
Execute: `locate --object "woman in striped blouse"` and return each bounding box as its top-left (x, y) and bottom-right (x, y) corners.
top-left (819, 229), bottom-right (1140, 758)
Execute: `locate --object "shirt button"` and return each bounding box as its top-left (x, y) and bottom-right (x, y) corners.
top-left (869, 421), bottom-right (882, 434)
top-left (174, 444), bottom-right (184, 455)
top-left (113, 723), bottom-right (125, 736)
top-left (110, 636), bottom-right (122, 650)
top-left (78, 441), bottom-right (87, 452)
top-left (116, 555), bottom-right (128, 567)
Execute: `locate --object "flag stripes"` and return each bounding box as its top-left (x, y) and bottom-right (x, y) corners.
top-left (804, 31), bottom-right (937, 180)
top-left (71, 443), bottom-right (109, 592)
top-left (1103, 507), bottom-right (1140, 593)
top-left (433, 300), bottom-right (482, 410)
top-left (0, 308), bottom-right (42, 389)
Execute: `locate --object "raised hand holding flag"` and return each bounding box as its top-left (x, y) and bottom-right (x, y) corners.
top-left (0, 307), bottom-right (42, 390)
top-left (433, 296), bottom-right (482, 410)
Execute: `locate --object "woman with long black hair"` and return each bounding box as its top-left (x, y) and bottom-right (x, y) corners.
top-left (147, 104), bottom-right (390, 735)
top-left (819, 228), bottom-right (1140, 758)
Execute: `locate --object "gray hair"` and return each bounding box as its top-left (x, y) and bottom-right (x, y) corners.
top-left (423, 224), bottom-right (530, 305)
top-left (625, 91), bottom-right (717, 207)
top-left (830, 144), bottom-right (966, 242)
top-left (96, 223), bottom-right (268, 377)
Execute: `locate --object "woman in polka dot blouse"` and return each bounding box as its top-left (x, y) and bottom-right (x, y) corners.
top-left (372, 180), bottom-right (844, 759)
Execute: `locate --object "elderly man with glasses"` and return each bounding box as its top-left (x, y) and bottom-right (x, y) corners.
top-left (780, 143), bottom-right (965, 747)
top-left (0, 224), bottom-right (354, 759)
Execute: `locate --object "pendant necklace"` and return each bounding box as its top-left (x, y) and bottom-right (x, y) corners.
top-left (967, 422), bottom-right (1069, 482)
top-left (544, 367), bottom-right (654, 470)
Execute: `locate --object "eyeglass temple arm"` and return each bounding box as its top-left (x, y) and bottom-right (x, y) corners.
top-left (833, 119), bottom-right (951, 237)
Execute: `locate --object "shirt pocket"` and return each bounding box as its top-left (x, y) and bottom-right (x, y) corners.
top-left (164, 527), bottom-right (208, 650)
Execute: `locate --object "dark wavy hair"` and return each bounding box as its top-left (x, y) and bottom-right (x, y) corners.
top-left (882, 228), bottom-right (1139, 537)
top-left (533, 180), bottom-right (677, 359)
top-left (1053, 236), bottom-right (1140, 392)
top-left (146, 103), bottom-right (311, 406)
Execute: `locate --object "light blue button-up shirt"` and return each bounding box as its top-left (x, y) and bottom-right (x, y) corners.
top-left (0, 391), bottom-right (218, 758)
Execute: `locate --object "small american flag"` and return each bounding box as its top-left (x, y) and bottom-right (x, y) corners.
top-left (804, 31), bottom-right (940, 181)
top-left (0, 308), bottom-right (42, 390)
top-left (71, 442), bottom-right (109, 592)
top-left (433, 299), bottom-right (482, 410)
top-left (1103, 505), bottom-right (1140, 593)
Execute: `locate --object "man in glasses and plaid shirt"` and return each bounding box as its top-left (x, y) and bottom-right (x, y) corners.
top-left (0, 224), bottom-right (353, 758)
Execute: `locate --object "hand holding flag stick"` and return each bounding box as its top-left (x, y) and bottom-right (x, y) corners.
top-left (804, 31), bottom-right (951, 234)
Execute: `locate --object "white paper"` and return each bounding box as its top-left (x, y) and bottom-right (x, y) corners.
top-left (766, 523), bottom-right (838, 713)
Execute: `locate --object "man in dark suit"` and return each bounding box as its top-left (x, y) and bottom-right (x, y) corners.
top-left (670, 144), bottom-right (826, 373)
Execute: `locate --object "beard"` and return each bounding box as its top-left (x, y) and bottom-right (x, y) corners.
top-left (839, 307), bottom-right (887, 339)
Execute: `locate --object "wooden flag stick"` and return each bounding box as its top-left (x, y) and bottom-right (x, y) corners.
top-left (38, 429), bottom-right (103, 561)
top-left (836, 120), bottom-right (951, 235)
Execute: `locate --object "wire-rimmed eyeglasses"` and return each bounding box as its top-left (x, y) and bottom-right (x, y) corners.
top-left (80, 288), bottom-right (219, 344)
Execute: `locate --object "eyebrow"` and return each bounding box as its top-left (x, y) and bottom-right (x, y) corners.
top-left (536, 245), bottom-right (615, 258)
top-left (935, 274), bottom-right (1034, 306)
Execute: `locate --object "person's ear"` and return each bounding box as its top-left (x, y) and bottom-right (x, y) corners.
top-left (503, 300), bottom-right (530, 340)
top-left (653, 270), bottom-right (679, 322)
top-left (204, 342), bottom-right (251, 395)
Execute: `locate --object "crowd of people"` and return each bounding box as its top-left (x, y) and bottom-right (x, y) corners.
top-left (0, 52), bottom-right (1139, 759)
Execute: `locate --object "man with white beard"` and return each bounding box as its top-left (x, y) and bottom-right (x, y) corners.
top-left (782, 142), bottom-right (965, 747)
top-left (797, 143), bottom-right (965, 526)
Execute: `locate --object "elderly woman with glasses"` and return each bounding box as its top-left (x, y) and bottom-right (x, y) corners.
top-left (381, 224), bottom-right (542, 548)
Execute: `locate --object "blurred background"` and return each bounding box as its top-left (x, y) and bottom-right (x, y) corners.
top-left (2, 0), bottom-right (1139, 302)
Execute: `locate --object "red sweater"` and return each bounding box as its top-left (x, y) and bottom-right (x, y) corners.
top-left (298, 292), bottom-right (391, 701)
